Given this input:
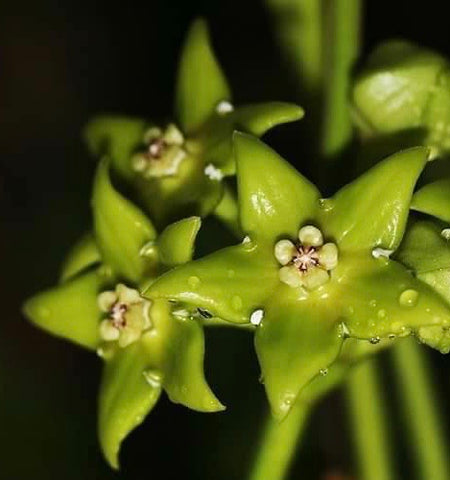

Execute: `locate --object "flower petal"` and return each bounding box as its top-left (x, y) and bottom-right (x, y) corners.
top-left (255, 294), bottom-right (343, 419)
top-left (235, 133), bottom-right (320, 243)
top-left (83, 115), bottom-right (147, 180)
top-left (148, 299), bottom-right (224, 411)
top-left (411, 178), bottom-right (450, 223)
top-left (396, 220), bottom-right (450, 304)
top-left (98, 341), bottom-right (162, 469)
top-left (60, 232), bottom-right (101, 282)
top-left (336, 254), bottom-right (450, 342)
top-left (234, 102), bottom-right (304, 136)
top-left (157, 216), bottom-right (201, 268)
top-left (321, 147), bottom-right (428, 251)
top-left (23, 269), bottom-right (110, 350)
top-left (92, 159), bottom-right (157, 283)
top-left (146, 243), bottom-right (277, 324)
top-left (175, 18), bottom-right (231, 134)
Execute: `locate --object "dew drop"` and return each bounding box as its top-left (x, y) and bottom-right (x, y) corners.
top-left (250, 309), bottom-right (264, 326)
top-left (388, 333), bottom-right (396, 339)
top-left (319, 368), bottom-right (328, 376)
top-left (441, 228), bottom-right (450, 241)
top-left (140, 240), bottom-right (158, 258)
top-left (399, 289), bottom-right (419, 307)
top-left (372, 247), bottom-right (394, 259)
top-left (216, 100), bottom-right (234, 115)
top-left (232, 295), bottom-right (243, 311)
top-left (318, 198), bottom-right (333, 211)
top-left (188, 276), bottom-right (201, 289)
top-left (369, 337), bottom-right (380, 345)
top-left (143, 369), bottom-right (163, 388)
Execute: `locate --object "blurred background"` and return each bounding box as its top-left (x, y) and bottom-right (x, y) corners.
top-left (1, 1), bottom-right (450, 478)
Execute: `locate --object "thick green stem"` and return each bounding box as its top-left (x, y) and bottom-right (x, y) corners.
top-left (321, 0), bottom-right (361, 158)
top-left (264, 0), bottom-right (323, 94)
top-left (392, 339), bottom-right (450, 480)
top-left (346, 359), bottom-right (395, 480)
top-left (248, 401), bottom-right (311, 480)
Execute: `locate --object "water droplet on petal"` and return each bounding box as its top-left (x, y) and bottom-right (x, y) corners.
top-left (143, 369), bottom-right (163, 388)
top-left (399, 289), bottom-right (419, 307)
top-left (216, 100), bottom-right (234, 115)
top-left (372, 247), bottom-right (394, 259)
top-left (318, 198), bottom-right (333, 211)
top-left (140, 240), bottom-right (158, 259)
top-left (250, 309), bottom-right (264, 326)
top-left (441, 228), bottom-right (450, 241)
top-left (188, 276), bottom-right (201, 289)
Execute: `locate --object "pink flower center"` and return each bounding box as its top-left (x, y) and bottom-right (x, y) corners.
top-left (293, 246), bottom-right (319, 272)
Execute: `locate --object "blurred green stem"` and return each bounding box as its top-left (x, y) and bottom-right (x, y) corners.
top-left (346, 359), bottom-right (395, 480)
top-left (248, 401), bottom-right (311, 480)
top-left (264, 0), bottom-right (323, 94)
top-left (321, 0), bottom-right (361, 158)
top-left (392, 339), bottom-right (450, 480)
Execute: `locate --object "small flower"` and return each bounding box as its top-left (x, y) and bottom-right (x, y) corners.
top-left (98, 284), bottom-right (151, 348)
top-left (83, 19), bottom-right (304, 227)
top-left (131, 124), bottom-right (187, 178)
top-left (274, 226), bottom-right (338, 290)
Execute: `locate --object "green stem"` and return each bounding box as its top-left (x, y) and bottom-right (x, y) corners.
top-left (264, 0), bottom-right (323, 94)
top-left (321, 0), bottom-right (361, 158)
top-left (392, 339), bottom-right (450, 480)
top-left (346, 358), bottom-right (395, 480)
top-left (248, 401), bottom-right (311, 480)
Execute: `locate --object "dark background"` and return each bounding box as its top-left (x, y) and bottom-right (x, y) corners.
top-left (1, 1), bottom-right (450, 478)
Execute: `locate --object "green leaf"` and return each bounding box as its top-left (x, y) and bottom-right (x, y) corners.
top-left (23, 269), bottom-right (110, 350)
top-left (60, 233), bottom-right (101, 282)
top-left (146, 243), bottom-right (278, 324)
top-left (157, 217), bottom-right (201, 268)
top-left (411, 178), bottom-right (450, 222)
top-left (396, 220), bottom-right (450, 304)
top-left (148, 299), bottom-right (224, 411)
top-left (98, 341), bottom-right (162, 469)
top-left (235, 102), bottom-right (304, 136)
top-left (322, 147), bottom-right (428, 251)
top-left (235, 133), bottom-right (320, 243)
top-left (175, 18), bottom-right (231, 134)
top-left (92, 159), bottom-right (157, 283)
top-left (336, 255), bottom-right (450, 341)
top-left (84, 115), bottom-right (147, 180)
top-left (255, 294), bottom-right (343, 419)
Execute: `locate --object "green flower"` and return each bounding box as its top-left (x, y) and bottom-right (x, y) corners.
top-left (147, 133), bottom-right (450, 419)
top-left (352, 40), bottom-right (450, 159)
top-left (84, 19), bottom-right (303, 226)
top-left (23, 160), bottom-right (223, 469)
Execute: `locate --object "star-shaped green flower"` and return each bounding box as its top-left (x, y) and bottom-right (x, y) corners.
top-left (83, 19), bottom-right (303, 227)
top-left (23, 159), bottom-right (223, 469)
top-left (146, 133), bottom-right (450, 419)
